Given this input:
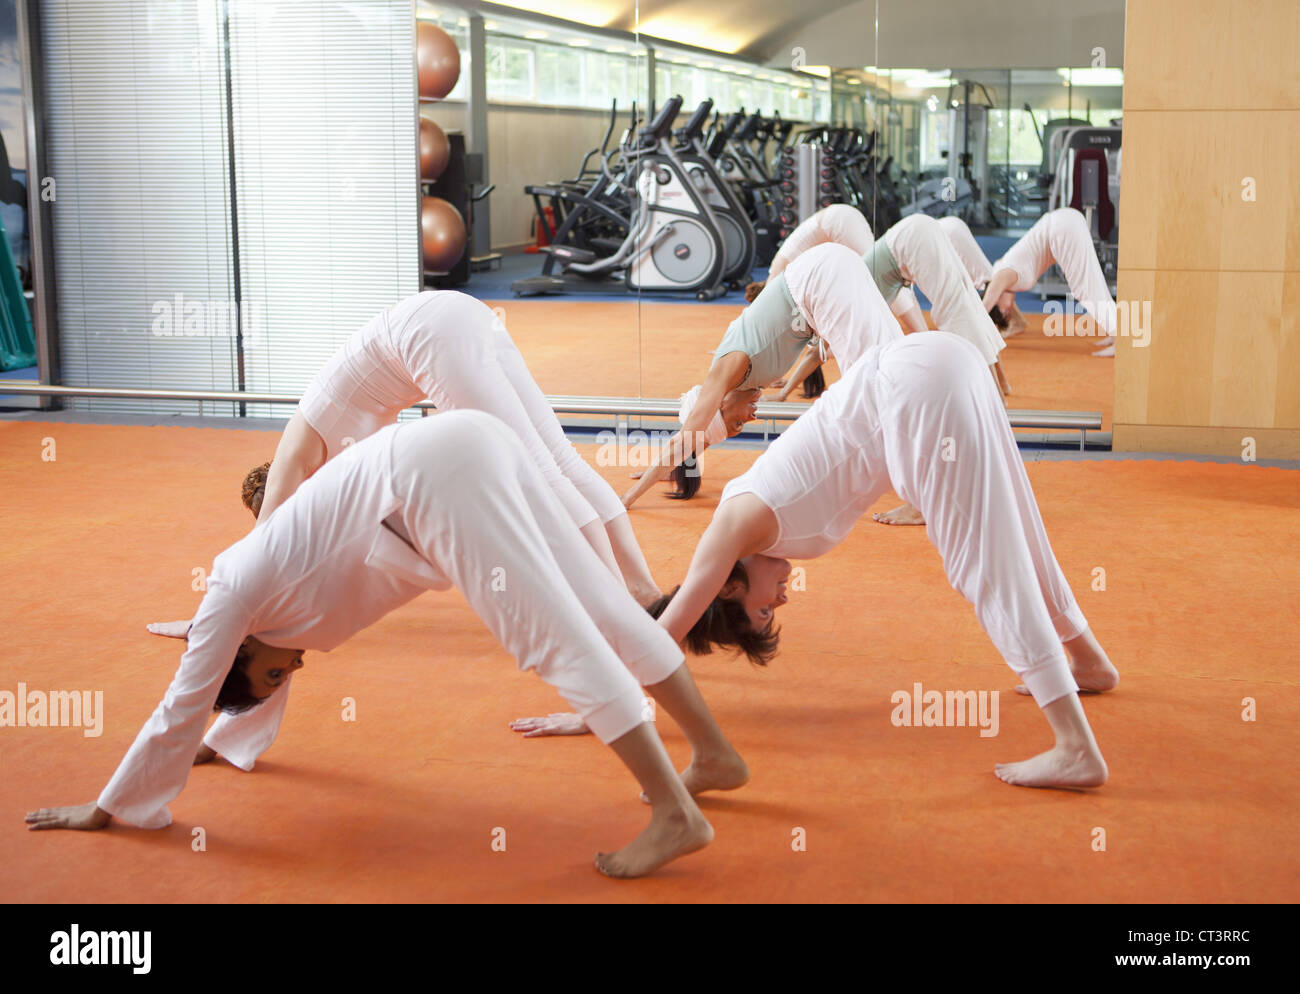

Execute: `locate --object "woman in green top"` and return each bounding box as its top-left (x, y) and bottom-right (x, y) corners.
top-left (622, 242), bottom-right (904, 508)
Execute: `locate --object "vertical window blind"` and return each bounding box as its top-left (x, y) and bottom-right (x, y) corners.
top-left (41, 0), bottom-right (419, 417)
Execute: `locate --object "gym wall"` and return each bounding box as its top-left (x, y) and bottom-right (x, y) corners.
top-left (423, 102), bottom-right (622, 253)
top-left (1114, 0), bottom-right (1300, 458)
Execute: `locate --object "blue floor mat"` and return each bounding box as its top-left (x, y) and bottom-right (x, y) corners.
top-left (463, 250), bottom-right (757, 305)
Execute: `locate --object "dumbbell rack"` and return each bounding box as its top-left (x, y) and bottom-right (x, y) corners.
top-left (775, 143), bottom-right (832, 242)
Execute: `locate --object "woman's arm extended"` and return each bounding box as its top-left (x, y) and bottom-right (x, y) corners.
top-left (256, 412), bottom-right (328, 523)
top-left (774, 344), bottom-right (824, 401)
top-left (982, 268), bottom-right (1019, 312)
top-left (621, 352), bottom-right (748, 509)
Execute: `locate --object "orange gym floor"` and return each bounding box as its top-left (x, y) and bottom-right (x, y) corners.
top-left (2, 411), bottom-right (1297, 902)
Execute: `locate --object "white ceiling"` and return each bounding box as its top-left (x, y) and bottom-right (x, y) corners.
top-left (476, 0), bottom-right (1126, 67)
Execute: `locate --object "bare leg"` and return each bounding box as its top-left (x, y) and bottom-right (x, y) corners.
top-left (873, 502), bottom-right (925, 526)
top-left (994, 692), bottom-right (1108, 788)
top-left (644, 664), bottom-right (749, 796)
top-left (580, 518), bottom-right (624, 587)
top-left (605, 513), bottom-right (661, 606)
top-left (595, 722), bottom-right (713, 878)
top-left (1015, 627), bottom-right (1119, 696)
top-left (992, 362), bottom-right (1011, 397)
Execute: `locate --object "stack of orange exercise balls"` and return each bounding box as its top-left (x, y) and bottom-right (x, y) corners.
top-left (418, 21), bottom-right (465, 273)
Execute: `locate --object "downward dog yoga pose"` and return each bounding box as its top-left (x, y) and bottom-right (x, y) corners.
top-left (149, 291), bottom-right (659, 641)
top-left (751, 213), bottom-right (1009, 400)
top-left (622, 241), bottom-right (902, 507)
top-left (26, 412), bottom-right (749, 877)
top-left (983, 207), bottom-right (1119, 357)
top-left (528, 331), bottom-right (1119, 789)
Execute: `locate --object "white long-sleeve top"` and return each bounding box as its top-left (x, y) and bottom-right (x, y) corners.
top-left (97, 425), bottom-right (448, 829)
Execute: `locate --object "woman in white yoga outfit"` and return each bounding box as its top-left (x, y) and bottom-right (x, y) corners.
top-left (622, 242), bottom-right (902, 508)
top-left (758, 214), bottom-right (1010, 401)
top-left (983, 207), bottom-right (1118, 357)
top-left (754, 205), bottom-right (927, 339)
top-left (26, 411), bottom-right (751, 878)
top-left (149, 291), bottom-right (660, 639)
top-left (763, 204), bottom-right (875, 280)
top-left (519, 334), bottom-right (1119, 789)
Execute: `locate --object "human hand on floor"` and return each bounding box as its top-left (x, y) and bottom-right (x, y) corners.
top-left (146, 619), bottom-right (192, 639)
top-left (26, 802), bottom-right (111, 831)
top-left (509, 713), bottom-right (591, 737)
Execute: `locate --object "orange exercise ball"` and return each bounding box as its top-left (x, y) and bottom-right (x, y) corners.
top-left (420, 117), bottom-right (450, 181)
top-left (418, 22), bottom-right (461, 100)
top-left (421, 196), bottom-right (467, 271)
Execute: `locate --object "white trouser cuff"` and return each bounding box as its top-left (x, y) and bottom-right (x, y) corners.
top-left (583, 689), bottom-right (648, 744)
top-left (1019, 654), bottom-right (1079, 707)
top-left (1052, 604), bottom-right (1088, 644)
top-left (202, 729), bottom-right (258, 772)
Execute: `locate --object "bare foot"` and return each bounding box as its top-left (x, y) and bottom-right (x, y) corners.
top-left (995, 744), bottom-right (1108, 788)
top-left (1015, 633), bottom-right (1119, 696)
top-left (873, 503), bottom-right (925, 526)
top-left (194, 744), bottom-right (218, 765)
top-left (640, 750), bottom-right (749, 803)
top-left (594, 806), bottom-right (713, 878)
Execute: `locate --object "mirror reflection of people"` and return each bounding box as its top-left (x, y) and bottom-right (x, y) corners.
top-left (623, 242), bottom-right (904, 508)
top-left (983, 207), bottom-right (1118, 357)
top-left (750, 214), bottom-right (1009, 400)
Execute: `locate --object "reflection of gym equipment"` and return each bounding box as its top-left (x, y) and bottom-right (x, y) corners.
top-left (421, 195), bottom-right (466, 273)
top-left (901, 171), bottom-right (974, 220)
top-left (1038, 126), bottom-right (1121, 299)
top-left (672, 98), bottom-right (756, 288)
top-left (713, 110), bottom-right (783, 264)
top-left (417, 21), bottom-right (492, 284)
top-left (513, 96), bottom-right (729, 299)
top-left (947, 98), bottom-right (988, 224)
top-left (772, 124), bottom-right (899, 236)
top-left (423, 132), bottom-right (495, 286)
top-left (420, 117), bottom-right (450, 181)
top-left (417, 21), bottom-right (460, 100)
top-left (774, 142), bottom-right (827, 239)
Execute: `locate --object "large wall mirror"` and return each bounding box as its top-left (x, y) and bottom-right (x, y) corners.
top-left (4, 1), bottom-right (1124, 448)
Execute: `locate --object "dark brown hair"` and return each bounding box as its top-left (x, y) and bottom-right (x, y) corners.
top-left (646, 562), bottom-right (779, 666)
top-left (667, 453), bottom-right (702, 500)
top-left (242, 462), bottom-right (270, 517)
top-left (801, 365), bottom-right (826, 398)
top-left (988, 305), bottom-right (1008, 331)
top-left (744, 280), bottom-right (767, 304)
top-left (214, 641), bottom-right (264, 715)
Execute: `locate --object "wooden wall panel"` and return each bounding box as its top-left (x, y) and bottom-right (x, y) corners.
top-left (1113, 269), bottom-right (1154, 423)
top-left (1207, 272), bottom-right (1286, 427)
top-left (1115, 0), bottom-right (1300, 455)
top-left (1124, 0), bottom-right (1300, 111)
top-left (1118, 111), bottom-right (1300, 273)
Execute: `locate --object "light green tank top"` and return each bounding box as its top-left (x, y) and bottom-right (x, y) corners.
top-left (711, 275), bottom-right (811, 390)
top-left (863, 238), bottom-right (907, 304)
